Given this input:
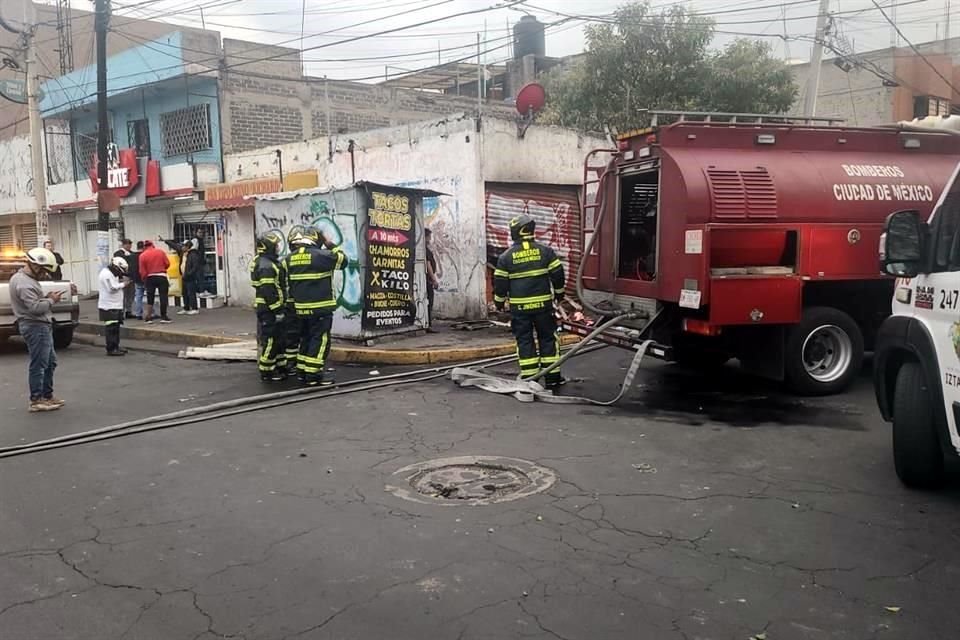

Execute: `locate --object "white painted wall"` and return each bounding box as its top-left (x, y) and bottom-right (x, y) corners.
top-left (222, 115), bottom-right (603, 319)
top-left (0, 135), bottom-right (36, 216)
top-left (223, 207), bottom-right (257, 307)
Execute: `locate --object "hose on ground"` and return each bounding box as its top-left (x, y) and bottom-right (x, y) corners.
top-left (0, 344), bottom-right (608, 459)
top-left (0, 352), bottom-right (518, 457)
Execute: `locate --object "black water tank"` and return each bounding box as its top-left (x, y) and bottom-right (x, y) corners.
top-left (513, 15), bottom-right (545, 59)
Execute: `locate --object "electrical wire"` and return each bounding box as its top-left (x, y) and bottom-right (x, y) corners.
top-left (870, 0), bottom-right (960, 95)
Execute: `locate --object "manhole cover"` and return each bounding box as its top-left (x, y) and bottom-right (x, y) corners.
top-left (385, 456), bottom-right (556, 506)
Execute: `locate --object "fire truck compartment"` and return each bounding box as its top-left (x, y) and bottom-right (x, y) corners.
top-left (617, 170), bottom-right (659, 281)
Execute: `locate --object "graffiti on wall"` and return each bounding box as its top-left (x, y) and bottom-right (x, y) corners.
top-left (485, 190), bottom-right (580, 278)
top-left (255, 194), bottom-right (363, 317)
top-left (396, 176), bottom-right (466, 295)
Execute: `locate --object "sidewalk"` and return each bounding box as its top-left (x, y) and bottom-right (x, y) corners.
top-left (75, 300), bottom-right (578, 365)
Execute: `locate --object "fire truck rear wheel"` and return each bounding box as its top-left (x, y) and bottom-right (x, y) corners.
top-left (785, 307), bottom-right (864, 396)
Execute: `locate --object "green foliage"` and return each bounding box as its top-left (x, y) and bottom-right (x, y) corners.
top-left (540, 1), bottom-right (798, 131)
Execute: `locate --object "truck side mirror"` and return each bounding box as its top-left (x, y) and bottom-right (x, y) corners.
top-left (881, 209), bottom-right (925, 277)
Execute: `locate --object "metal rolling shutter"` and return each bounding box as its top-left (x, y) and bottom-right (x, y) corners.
top-left (0, 226), bottom-right (14, 252)
top-left (485, 183), bottom-right (582, 283)
top-left (17, 223), bottom-right (38, 250)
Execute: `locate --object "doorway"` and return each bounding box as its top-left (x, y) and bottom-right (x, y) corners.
top-left (173, 217), bottom-right (221, 296)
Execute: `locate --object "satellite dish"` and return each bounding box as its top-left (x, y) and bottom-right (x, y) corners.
top-left (0, 0), bottom-right (35, 34)
top-left (515, 82), bottom-right (546, 116)
top-left (515, 82), bottom-right (545, 139)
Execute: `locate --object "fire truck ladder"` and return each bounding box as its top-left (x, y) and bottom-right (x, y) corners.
top-left (449, 146), bottom-right (668, 406)
top-left (645, 110), bottom-right (846, 127)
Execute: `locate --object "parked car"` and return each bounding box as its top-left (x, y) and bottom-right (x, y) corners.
top-left (0, 255), bottom-right (80, 349)
top-left (874, 160), bottom-right (960, 488)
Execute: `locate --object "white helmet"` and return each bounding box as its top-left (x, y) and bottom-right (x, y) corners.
top-left (25, 247), bottom-right (58, 272)
top-left (111, 256), bottom-right (129, 273)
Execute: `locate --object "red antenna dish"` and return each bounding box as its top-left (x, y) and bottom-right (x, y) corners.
top-left (515, 82), bottom-right (546, 115)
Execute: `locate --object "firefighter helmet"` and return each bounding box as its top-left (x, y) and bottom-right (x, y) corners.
top-left (25, 247), bottom-right (58, 273)
top-left (287, 225), bottom-right (307, 247)
top-left (256, 231), bottom-right (283, 257)
top-left (302, 226), bottom-right (320, 246)
top-left (509, 214), bottom-right (536, 241)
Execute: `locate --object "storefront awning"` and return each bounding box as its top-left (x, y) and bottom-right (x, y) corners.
top-left (204, 171), bottom-right (320, 210)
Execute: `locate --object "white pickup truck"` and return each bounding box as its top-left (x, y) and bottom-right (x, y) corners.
top-left (0, 258), bottom-right (80, 349)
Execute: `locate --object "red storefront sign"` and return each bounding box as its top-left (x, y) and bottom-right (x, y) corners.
top-left (88, 144), bottom-right (141, 198)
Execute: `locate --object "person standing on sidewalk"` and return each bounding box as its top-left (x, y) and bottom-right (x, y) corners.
top-left (251, 231), bottom-right (287, 382)
top-left (131, 241), bottom-right (145, 319)
top-left (178, 240), bottom-right (202, 316)
top-left (139, 240), bottom-right (172, 324)
top-left (425, 228), bottom-right (441, 332)
top-left (114, 239), bottom-right (138, 319)
top-left (286, 226), bottom-right (347, 387)
top-left (43, 240), bottom-right (65, 282)
top-left (98, 256), bottom-right (130, 356)
top-left (10, 248), bottom-right (66, 412)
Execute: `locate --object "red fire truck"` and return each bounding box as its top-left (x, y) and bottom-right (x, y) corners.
top-left (571, 112), bottom-right (960, 395)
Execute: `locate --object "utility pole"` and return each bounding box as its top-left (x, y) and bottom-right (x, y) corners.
top-left (95, 0), bottom-right (110, 266)
top-left (803, 0), bottom-right (831, 117)
top-left (25, 30), bottom-right (48, 245)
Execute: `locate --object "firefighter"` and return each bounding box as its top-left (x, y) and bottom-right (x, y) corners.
top-left (493, 214), bottom-right (566, 387)
top-left (285, 225), bottom-right (347, 386)
top-left (282, 225), bottom-right (306, 376)
top-left (250, 231), bottom-right (288, 382)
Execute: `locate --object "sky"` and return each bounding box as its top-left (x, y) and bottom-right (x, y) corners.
top-left (65, 0), bottom-right (954, 81)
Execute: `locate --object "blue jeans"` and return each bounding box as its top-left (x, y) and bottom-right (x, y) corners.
top-left (19, 321), bottom-right (56, 401)
top-left (133, 283), bottom-right (145, 317)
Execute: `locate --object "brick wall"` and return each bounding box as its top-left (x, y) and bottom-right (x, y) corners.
top-left (220, 39), bottom-right (515, 154)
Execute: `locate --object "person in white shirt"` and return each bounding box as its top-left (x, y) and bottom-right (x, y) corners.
top-left (98, 256), bottom-right (130, 356)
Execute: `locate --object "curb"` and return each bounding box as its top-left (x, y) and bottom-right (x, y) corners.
top-left (76, 321), bottom-right (581, 366)
top-left (77, 321), bottom-right (245, 348)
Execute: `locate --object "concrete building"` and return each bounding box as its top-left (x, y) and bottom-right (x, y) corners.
top-left (208, 115), bottom-right (604, 319)
top-left (790, 38), bottom-right (960, 124)
top-left (38, 30), bottom-right (225, 296)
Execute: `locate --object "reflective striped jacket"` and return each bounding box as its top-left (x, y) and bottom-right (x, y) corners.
top-left (250, 254), bottom-right (284, 313)
top-left (493, 239), bottom-right (565, 314)
top-left (285, 245), bottom-right (347, 315)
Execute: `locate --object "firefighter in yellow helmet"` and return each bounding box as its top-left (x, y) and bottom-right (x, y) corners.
top-left (281, 225), bottom-right (307, 375)
top-left (493, 214), bottom-right (566, 387)
top-left (285, 225), bottom-right (348, 386)
top-left (250, 231), bottom-right (287, 382)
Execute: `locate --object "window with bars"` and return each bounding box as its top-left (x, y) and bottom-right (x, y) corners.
top-left (74, 130), bottom-right (99, 170)
top-left (160, 104), bottom-right (212, 157)
top-left (128, 119), bottom-right (151, 157)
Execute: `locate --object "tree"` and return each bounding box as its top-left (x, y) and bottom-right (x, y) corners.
top-left (540, 1), bottom-right (798, 131)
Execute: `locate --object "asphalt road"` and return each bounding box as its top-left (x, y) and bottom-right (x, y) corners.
top-left (1, 340), bottom-right (958, 640)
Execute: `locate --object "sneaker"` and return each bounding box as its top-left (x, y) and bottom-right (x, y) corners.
top-left (107, 350), bottom-right (127, 356)
top-left (144, 319), bottom-right (154, 325)
top-left (176, 310), bottom-right (188, 315)
top-left (186, 310), bottom-right (199, 315)
top-left (44, 396), bottom-right (66, 407)
top-left (159, 318), bottom-right (173, 324)
top-left (29, 399), bottom-right (59, 412)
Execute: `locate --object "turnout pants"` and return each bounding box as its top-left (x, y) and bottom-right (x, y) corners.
top-left (99, 308), bottom-right (124, 353)
top-left (256, 310), bottom-right (286, 376)
top-left (298, 312), bottom-right (333, 384)
top-left (511, 310), bottom-right (561, 383)
top-left (283, 303), bottom-right (300, 372)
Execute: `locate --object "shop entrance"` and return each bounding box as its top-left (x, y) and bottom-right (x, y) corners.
top-left (173, 216), bottom-right (222, 296)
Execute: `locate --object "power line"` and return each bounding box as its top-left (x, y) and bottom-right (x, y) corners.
top-left (870, 0), bottom-right (960, 93)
